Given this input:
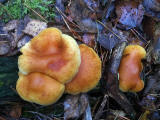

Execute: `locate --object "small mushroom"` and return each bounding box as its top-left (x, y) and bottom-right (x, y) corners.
top-left (118, 45), bottom-right (146, 92)
top-left (16, 73), bottom-right (64, 105)
top-left (65, 44), bottom-right (102, 94)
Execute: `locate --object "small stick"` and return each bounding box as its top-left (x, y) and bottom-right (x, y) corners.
top-left (133, 28), bottom-right (147, 42)
top-left (0, 41), bottom-right (8, 44)
top-left (91, 97), bottom-right (101, 115)
top-left (0, 34), bottom-right (7, 36)
top-left (103, 51), bottom-right (108, 67)
top-left (27, 111), bottom-right (53, 120)
top-left (68, 0), bottom-right (72, 7)
top-left (97, 20), bottom-right (122, 40)
top-left (57, 8), bottom-right (82, 41)
top-left (130, 29), bottom-right (142, 41)
top-left (55, 6), bottom-right (81, 29)
top-left (144, 40), bottom-right (151, 49)
top-left (94, 94), bottom-right (108, 120)
top-left (61, 15), bottom-right (72, 32)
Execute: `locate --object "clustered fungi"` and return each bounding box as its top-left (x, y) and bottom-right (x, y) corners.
top-left (16, 27), bottom-right (102, 105)
top-left (16, 27), bottom-right (147, 105)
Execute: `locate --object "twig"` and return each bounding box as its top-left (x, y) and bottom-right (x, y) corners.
top-left (94, 94), bottom-right (108, 120)
top-left (93, 41), bottom-right (98, 53)
top-left (0, 34), bottom-right (7, 36)
top-left (61, 15), bottom-right (72, 32)
top-left (68, 0), bottom-right (72, 7)
top-left (130, 29), bottom-right (142, 42)
top-left (118, 116), bottom-right (130, 120)
top-left (114, 112), bottom-right (120, 120)
top-left (27, 111), bottom-right (53, 120)
top-left (24, 3), bottom-right (48, 23)
top-left (97, 20), bottom-right (122, 40)
top-left (57, 8), bottom-right (82, 41)
top-left (102, 0), bottom-right (112, 19)
top-left (0, 41), bottom-right (8, 44)
top-left (102, 51), bottom-right (108, 67)
top-left (144, 40), bottom-right (151, 49)
top-left (133, 28), bottom-right (147, 42)
top-left (91, 97), bottom-right (101, 115)
top-left (55, 6), bottom-right (81, 29)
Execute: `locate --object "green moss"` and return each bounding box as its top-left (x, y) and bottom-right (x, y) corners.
top-left (0, 0), bottom-right (55, 22)
top-left (0, 81), bottom-right (4, 87)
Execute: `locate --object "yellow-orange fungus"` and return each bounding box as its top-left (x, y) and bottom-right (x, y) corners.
top-left (118, 45), bottom-right (146, 92)
top-left (65, 44), bottom-right (102, 94)
top-left (16, 28), bottom-right (81, 105)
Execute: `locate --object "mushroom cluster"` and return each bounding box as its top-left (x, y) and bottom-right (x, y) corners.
top-left (16, 28), bottom-right (101, 105)
top-left (118, 45), bottom-right (146, 92)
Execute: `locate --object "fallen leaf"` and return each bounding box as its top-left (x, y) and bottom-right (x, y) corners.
top-left (116, 0), bottom-right (144, 29)
top-left (23, 19), bottom-right (47, 37)
top-left (98, 28), bottom-right (127, 50)
top-left (80, 18), bottom-right (102, 32)
top-left (68, 0), bottom-right (102, 32)
top-left (82, 33), bottom-right (95, 47)
top-left (64, 94), bottom-right (89, 120)
top-left (17, 35), bottom-right (32, 48)
top-left (143, 0), bottom-right (160, 12)
top-left (3, 20), bottom-right (18, 31)
top-left (143, 0), bottom-right (160, 20)
top-left (0, 26), bottom-right (12, 55)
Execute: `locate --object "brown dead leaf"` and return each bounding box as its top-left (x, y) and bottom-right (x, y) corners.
top-left (17, 35), bottom-right (32, 48)
top-left (98, 27), bottom-right (127, 50)
top-left (0, 26), bottom-right (12, 55)
top-left (64, 94), bottom-right (89, 120)
top-left (68, 0), bottom-right (101, 32)
top-left (23, 19), bottom-right (47, 37)
top-left (116, 0), bottom-right (144, 29)
top-left (144, 0), bottom-right (160, 12)
top-left (143, 0), bottom-right (160, 20)
top-left (3, 20), bottom-right (18, 31)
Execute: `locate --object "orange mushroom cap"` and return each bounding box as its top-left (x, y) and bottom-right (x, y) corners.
top-left (118, 45), bottom-right (146, 92)
top-left (65, 44), bottom-right (102, 95)
top-left (16, 73), bottom-right (64, 105)
top-left (18, 28), bottom-right (81, 84)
